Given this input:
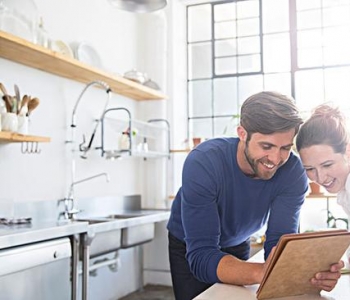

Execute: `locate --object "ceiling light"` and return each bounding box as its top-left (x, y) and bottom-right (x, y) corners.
top-left (108, 0), bottom-right (167, 13)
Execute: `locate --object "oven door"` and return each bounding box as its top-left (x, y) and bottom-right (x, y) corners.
top-left (0, 237), bottom-right (72, 300)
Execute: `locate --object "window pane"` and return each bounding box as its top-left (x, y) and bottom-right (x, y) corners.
top-left (323, 5), bottom-right (350, 27)
top-left (237, 0), bottom-right (259, 19)
top-left (296, 0), bottom-right (321, 11)
top-left (189, 118), bottom-right (213, 139)
top-left (189, 80), bottom-right (212, 118)
top-left (323, 26), bottom-right (350, 48)
top-left (295, 70), bottom-right (325, 112)
top-left (297, 9), bottom-right (322, 29)
top-left (188, 4), bottom-right (212, 42)
top-left (264, 73), bottom-right (291, 96)
top-left (238, 54), bottom-right (261, 73)
top-left (215, 21), bottom-right (236, 39)
top-left (297, 29), bottom-right (323, 68)
top-left (215, 56), bottom-right (237, 75)
top-left (262, 0), bottom-right (289, 33)
top-left (237, 36), bottom-right (260, 55)
top-left (188, 42), bottom-right (212, 79)
top-left (323, 26), bottom-right (350, 65)
top-left (263, 33), bottom-right (290, 72)
top-left (324, 46), bottom-right (350, 66)
top-left (324, 67), bottom-right (350, 108)
top-left (237, 18), bottom-right (260, 37)
top-left (214, 2), bottom-right (236, 22)
top-left (323, 0), bottom-right (350, 7)
top-left (298, 48), bottom-right (323, 68)
top-left (238, 75), bottom-right (264, 104)
top-left (213, 77), bottom-right (238, 116)
top-left (214, 116), bottom-right (238, 137)
top-left (297, 29), bottom-right (322, 49)
top-left (215, 39), bottom-right (237, 57)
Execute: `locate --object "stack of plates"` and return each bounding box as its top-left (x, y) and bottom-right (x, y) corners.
top-left (73, 42), bottom-right (102, 69)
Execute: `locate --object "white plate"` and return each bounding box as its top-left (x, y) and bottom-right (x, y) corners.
top-left (50, 40), bottom-right (74, 58)
top-left (74, 42), bottom-right (102, 69)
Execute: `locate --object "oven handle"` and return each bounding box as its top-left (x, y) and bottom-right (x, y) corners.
top-left (0, 237), bottom-right (71, 276)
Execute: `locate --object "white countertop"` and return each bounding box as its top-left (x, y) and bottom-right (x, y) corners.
top-left (0, 220), bottom-right (88, 249)
top-left (0, 209), bottom-right (170, 249)
top-left (194, 250), bottom-right (350, 300)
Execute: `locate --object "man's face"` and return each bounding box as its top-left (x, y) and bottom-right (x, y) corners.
top-left (237, 127), bottom-right (295, 180)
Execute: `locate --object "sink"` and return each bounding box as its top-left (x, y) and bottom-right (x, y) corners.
top-left (88, 229), bottom-right (122, 257)
top-left (120, 222), bottom-right (154, 248)
top-left (75, 218), bottom-right (109, 224)
top-left (74, 210), bottom-right (159, 256)
top-left (105, 214), bottom-right (155, 248)
top-left (74, 218), bottom-right (122, 258)
top-left (107, 214), bottom-right (141, 219)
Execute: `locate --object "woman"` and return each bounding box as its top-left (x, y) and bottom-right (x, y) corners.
top-left (296, 103), bottom-right (350, 268)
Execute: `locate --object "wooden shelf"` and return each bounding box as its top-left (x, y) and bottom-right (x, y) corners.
top-left (0, 31), bottom-right (167, 101)
top-left (170, 149), bottom-right (191, 153)
top-left (306, 193), bottom-right (336, 199)
top-left (0, 131), bottom-right (50, 143)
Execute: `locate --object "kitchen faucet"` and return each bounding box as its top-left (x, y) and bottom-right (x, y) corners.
top-left (64, 81), bottom-right (112, 220)
top-left (59, 172), bottom-right (110, 220)
top-left (70, 80), bottom-right (112, 159)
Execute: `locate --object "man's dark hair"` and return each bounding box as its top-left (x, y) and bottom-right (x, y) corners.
top-left (240, 91), bottom-right (303, 140)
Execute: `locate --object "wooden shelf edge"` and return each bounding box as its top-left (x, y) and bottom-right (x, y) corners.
top-left (0, 131), bottom-right (51, 142)
top-left (306, 193), bottom-right (336, 199)
top-left (0, 31), bottom-right (167, 101)
top-left (170, 149), bottom-right (191, 153)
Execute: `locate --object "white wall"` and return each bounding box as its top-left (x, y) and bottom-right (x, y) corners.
top-left (0, 0), bottom-right (178, 298)
top-left (0, 0), bottom-right (144, 204)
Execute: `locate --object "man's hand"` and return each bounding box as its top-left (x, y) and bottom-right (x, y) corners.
top-left (310, 260), bottom-right (344, 292)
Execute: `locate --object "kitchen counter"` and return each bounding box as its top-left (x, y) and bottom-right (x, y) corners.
top-left (0, 209), bottom-right (170, 249)
top-left (77, 209), bottom-right (170, 235)
top-left (0, 196), bottom-right (171, 300)
top-left (0, 220), bottom-right (88, 249)
top-left (194, 250), bottom-right (350, 300)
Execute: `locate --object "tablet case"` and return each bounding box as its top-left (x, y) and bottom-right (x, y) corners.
top-left (256, 229), bottom-right (350, 299)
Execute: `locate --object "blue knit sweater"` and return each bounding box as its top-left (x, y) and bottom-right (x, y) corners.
top-left (167, 137), bottom-right (308, 283)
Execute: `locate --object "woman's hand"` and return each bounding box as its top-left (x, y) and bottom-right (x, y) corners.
top-left (310, 260), bottom-right (344, 292)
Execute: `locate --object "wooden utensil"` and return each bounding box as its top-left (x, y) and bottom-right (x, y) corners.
top-left (0, 82), bottom-right (8, 96)
top-left (19, 95), bottom-right (29, 116)
top-left (2, 95), bottom-right (12, 112)
top-left (0, 82), bottom-right (12, 112)
top-left (27, 97), bottom-right (40, 116)
top-left (14, 84), bottom-right (21, 114)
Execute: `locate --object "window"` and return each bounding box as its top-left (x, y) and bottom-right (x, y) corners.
top-left (187, 0), bottom-right (350, 139)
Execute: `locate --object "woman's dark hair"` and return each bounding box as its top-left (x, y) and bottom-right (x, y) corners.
top-left (296, 104), bottom-right (349, 154)
top-left (240, 91), bottom-right (303, 140)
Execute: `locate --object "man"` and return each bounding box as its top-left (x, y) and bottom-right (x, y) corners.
top-left (167, 91), bottom-right (344, 300)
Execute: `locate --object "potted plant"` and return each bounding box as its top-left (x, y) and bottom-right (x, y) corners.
top-left (309, 181), bottom-right (322, 195)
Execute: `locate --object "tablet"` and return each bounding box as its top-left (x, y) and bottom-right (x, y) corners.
top-left (256, 229), bottom-right (350, 299)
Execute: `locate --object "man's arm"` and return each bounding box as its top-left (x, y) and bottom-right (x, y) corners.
top-left (216, 255), bottom-right (265, 285)
top-left (216, 247), bottom-right (277, 285)
top-left (217, 247), bottom-right (343, 293)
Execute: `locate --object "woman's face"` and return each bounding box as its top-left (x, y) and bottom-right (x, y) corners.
top-left (299, 144), bottom-right (350, 193)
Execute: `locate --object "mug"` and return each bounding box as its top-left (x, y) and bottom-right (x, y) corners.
top-left (1, 112), bottom-right (18, 132)
top-left (17, 115), bottom-right (29, 135)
